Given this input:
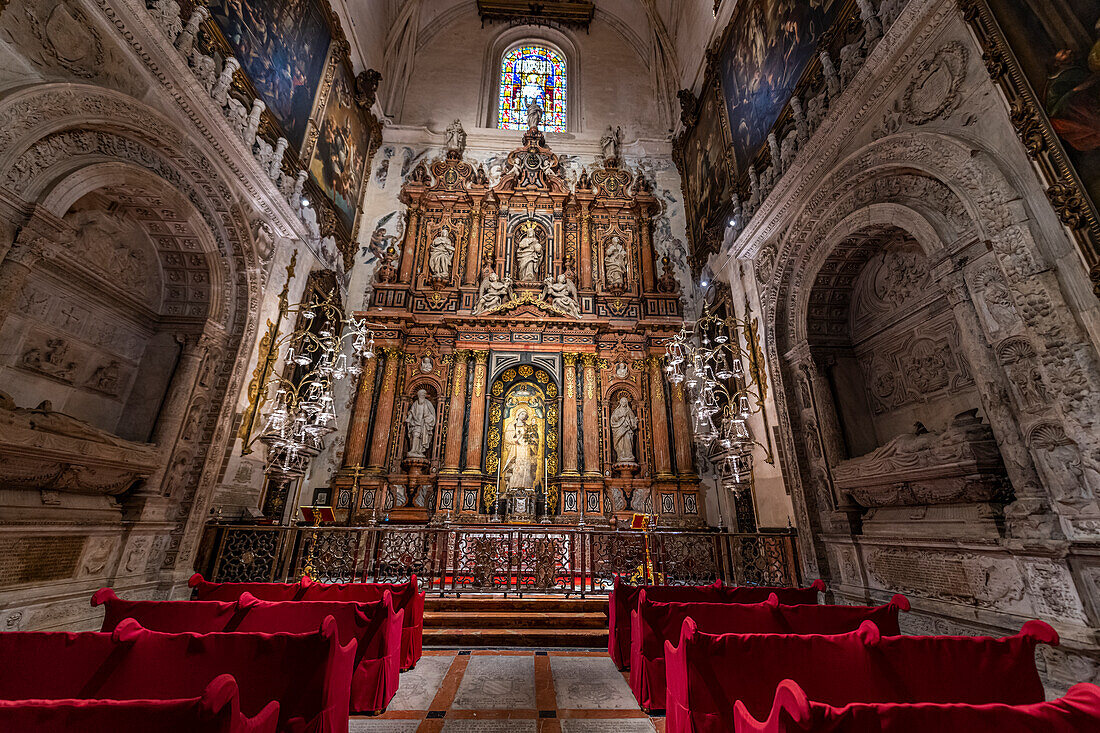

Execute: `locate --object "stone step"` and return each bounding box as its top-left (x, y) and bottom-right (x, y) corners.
top-left (423, 627), bottom-right (608, 648)
top-left (424, 610), bottom-right (608, 629)
top-left (424, 596), bottom-right (609, 614)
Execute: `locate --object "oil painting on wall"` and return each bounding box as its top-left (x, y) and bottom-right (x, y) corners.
top-left (681, 84), bottom-right (734, 245)
top-left (718, 0), bottom-right (843, 173)
top-left (986, 0), bottom-right (1100, 209)
top-left (310, 62), bottom-right (370, 233)
top-left (208, 0), bottom-right (331, 149)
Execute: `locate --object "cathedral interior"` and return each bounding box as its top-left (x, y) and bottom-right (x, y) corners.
top-left (2, 0), bottom-right (1100, 729)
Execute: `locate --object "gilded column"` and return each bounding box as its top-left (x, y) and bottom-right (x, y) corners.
top-left (647, 357), bottom-right (674, 478)
top-left (579, 204), bottom-right (593, 289)
top-left (398, 204), bottom-right (420, 284)
top-left (581, 354), bottom-right (601, 475)
top-left (670, 382), bottom-right (696, 477)
top-left (341, 353), bottom-right (378, 469)
top-left (561, 353), bottom-right (580, 475)
top-left (463, 350), bottom-right (490, 473)
top-left (441, 351), bottom-right (470, 473)
top-left (367, 347), bottom-right (402, 472)
top-left (463, 204), bottom-right (482, 285)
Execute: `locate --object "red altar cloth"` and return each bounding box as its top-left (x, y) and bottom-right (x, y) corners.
top-left (733, 679), bottom-right (1100, 733)
top-left (608, 575), bottom-right (825, 669)
top-left (664, 618), bottom-right (1058, 733)
top-left (94, 588), bottom-right (401, 714)
top-left (190, 573), bottom-right (424, 670)
top-left (630, 592), bottom-right (909, 711)
top-left (0, 618), bottom-right (354, 733)
top-left (0, 674), bottom-right (278, 733)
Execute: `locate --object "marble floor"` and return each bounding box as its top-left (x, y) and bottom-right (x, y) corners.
top-left (350, 650), bottom-right (663, 733)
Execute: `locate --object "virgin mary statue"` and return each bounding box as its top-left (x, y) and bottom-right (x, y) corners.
top-left (503, 407), bottom-right (538, 491)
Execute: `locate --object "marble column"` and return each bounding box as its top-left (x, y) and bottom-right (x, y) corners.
top-left (441, 351), bottom-right (470, 474)
top-left (463, 205), bottom-right (482, 286)
top-left (579, 204), bottom-right (594, 289)
top-left (367, 347), bottom-right (402, 472)
top-left (464, 351), bottom-right (490, 474)
top-left (648, 357), bottom-right (674, 478)
top-left (341, 354), bottom-right (378, 469)
top-left (398, 204), bottom-right (421, 284)
top-left (581, 354), bottom-right (601, 476)
top-left (637, 207), bottom-right (657, 293)
top-left (670, 383), bottom-right (695, 477)
top-left (561, 353), bottom-right (580, 475)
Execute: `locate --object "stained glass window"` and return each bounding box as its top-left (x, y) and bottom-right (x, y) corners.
top-left (498, 44), bottom-right (567, 132)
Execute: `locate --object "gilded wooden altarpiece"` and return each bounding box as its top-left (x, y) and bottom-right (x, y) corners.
top-left (333, 134), bottom-right (703, 527)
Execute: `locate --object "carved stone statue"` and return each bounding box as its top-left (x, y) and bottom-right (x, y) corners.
top-left (600, 125), bottom-right (623, 162)
top-left (515, 222), bottom-right (543, 281)
top-left (405, 389), bottom-right (436, 458)
top-left (473, 270), bottom-right (514, 314)
top-left (604, 235), bottom-right (628, 290)
top-left (443, 119), bottom-right (467, 156)
top-left (610, 395), bottom-right (639, 462)
top-left (526, 99), bottom-right (544, 131)
top-left (428, 226), bottom-right (455, 278)
top-left (542, 273), bottom-right (582, 319)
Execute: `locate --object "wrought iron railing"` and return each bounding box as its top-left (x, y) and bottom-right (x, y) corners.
top-left (198, 525), bottom-right (802, 596)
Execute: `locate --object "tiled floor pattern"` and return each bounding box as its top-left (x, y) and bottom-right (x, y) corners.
top-left (350, 650), bottom-right (664, 733)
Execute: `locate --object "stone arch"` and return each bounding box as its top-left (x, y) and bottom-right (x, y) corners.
top-left (0, 83), bottom-right (265, 570)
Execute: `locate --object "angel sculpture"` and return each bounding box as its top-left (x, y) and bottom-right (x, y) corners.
top-left (473, 270), bottom-right (514, 314)
top-left (542, 273), bottom-right (582, 319)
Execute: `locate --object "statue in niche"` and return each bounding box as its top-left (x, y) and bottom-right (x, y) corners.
top-left (419, 355), bottom-right (433, 374)
top-left (473, 270), bottom-right (514, 314)
top-left (503, 407), bottom-right (538, 491)
top-left (977, 271), bottom-right (1017, 332)
top-left (428, 226), bottom-right (455, 278)
top-left (610, 395), bottom-right (639, 463)
top-left (604, 235), bottom-right (628, 290)
top-left (405, 389), bottom-right (436, 459)
top-left (600, 125), bottom-right (623, 162)
top-left (526, 99), bottom-right (544, 131)
top-left (542, 273), bottom-right (582, 319)
top-left (515, 222), bottom-right (543, 281)
top-left (443, 119), bottom-right (467, 156)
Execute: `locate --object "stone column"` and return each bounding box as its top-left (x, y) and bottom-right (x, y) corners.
top-left (150, 333), bottom-right (210, 454)
top-left (648, 357), bottom-right (674, 478)
top-left (398, 204), bottom-right (421, 284)
top-left (637, 206), bottom-right (657, 293)
top-left (367, 348), bottom-right (402, 472)
top-left (561, 353), bottom-right (580, 475)
top-left (464, 351), bottom-right (490, 473)
top-left (581, 354), bottom-right (601, 475)
top-left (441, 351), bottom-right (470, 474)
top-left (579, 204), bottom-right (594, 289)
top-left (939, 271), bottom-right (1054, 535)
top-left (463, 204), bottom-right (483, 286)
top-left (670, 383), bottom-right (695, 477)
top-left (341, 354), bottom-right (378, 469)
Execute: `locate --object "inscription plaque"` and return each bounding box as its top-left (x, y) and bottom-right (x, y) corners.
top-left (0, 535), bottom-right (86, 587)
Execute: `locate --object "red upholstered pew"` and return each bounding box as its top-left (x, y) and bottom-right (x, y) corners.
top-left (733, 679), bottom-right (1100, 733)
top-left (665, 619), bottom-right (1059, 733)
top-left (608, 575), bottom-right (826, 669)
top-left (630, 592), bottom-right (909, 711)
top-left (0, 618), bottom-right (354, 733)
top-left (0, 674), bottom-right (278, 733)
top-left (190, 572), bottom-right (424, 670)
top-left (94, 588), bottom-right (401, 714)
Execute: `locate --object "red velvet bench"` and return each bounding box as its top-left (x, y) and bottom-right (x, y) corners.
top-left (665, 618), bottom-right (1059, 733)
top-left (94, 588), bottom-right (402, 714)
top-left (608, 576), bottom-right (826, 669)
top-left (630, 592), bottom-right (909, 711)
top-left (0, 618), bottom-right (354, 733)
top-left (733, 679), bottom-right (1100, 733)
top-left (0, 674), bottom-right (278, 733)
top-left (190, 573), bottom-right (424, 670)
